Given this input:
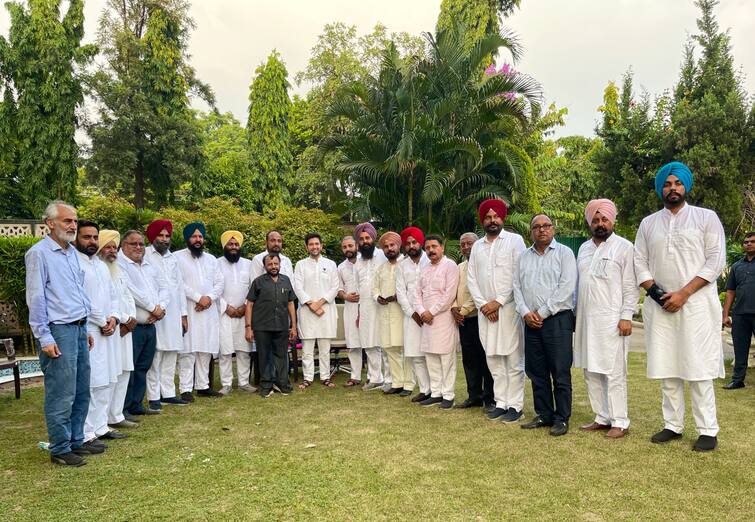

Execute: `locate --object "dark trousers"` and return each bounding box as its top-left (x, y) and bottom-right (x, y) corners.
top-left (524, 310), bottom-right (574, 423)
top-left (459, 315), bottom-right (494, 405)
top-left (255, 330), bottom-right (291, 392)
top-left (126, 324), bottom-right (157, 413)
top-left (731, 314), bottom-right (754, 383)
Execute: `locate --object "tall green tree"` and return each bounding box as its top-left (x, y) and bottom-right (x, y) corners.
top-left (86, 0), bottom-right (214, 209)
top-left (0, 0), bottom-right (94, 216)
top-left (246, 50), bottom-right (293, 212)
top-left (667, 0), bottom-right (750, 230)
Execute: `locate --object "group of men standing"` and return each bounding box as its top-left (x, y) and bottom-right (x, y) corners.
top-left (26, 160), bottom-right (736, 466)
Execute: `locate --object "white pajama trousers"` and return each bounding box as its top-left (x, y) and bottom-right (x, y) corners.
top-left (408, 355), bottom-right (430, 394)
top-left (584, 348), bottom-right (630, 429)
top-left (84, 384), bottom-right (112, 442)
top-left (301, 339), bottom-right (332, 382)
top-left (178, 352), bottom-right (213, 392)
top-left (348, 348), bottom-right (363, 381)
top-left (107, 371), bottom-right (131, 424)
top-left (661, 378), bottom-right (719, 437)
top-left (486, 352), bottom-right (525, 411)
top-left (364, 347), bottom-right (384, 384)
top-left (425, 352), bottom-right (457, 401)
top-left (146, 350), bottom-right (178, 401)
top-left (219, 351), bottom-right (252, 387)
top-left (382, 347), bottom-right (392, 385)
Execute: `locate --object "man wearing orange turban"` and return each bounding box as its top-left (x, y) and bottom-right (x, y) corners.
top-left (574, 199), bottom-right (638, 439)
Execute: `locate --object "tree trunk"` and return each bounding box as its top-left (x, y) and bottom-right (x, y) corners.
top-left (408, 169), bottom-right (414, 224)
top-left (134, 157), bottom-right (145, 209)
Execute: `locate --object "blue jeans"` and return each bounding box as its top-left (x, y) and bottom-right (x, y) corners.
top-left (38, 323), bottom-right (90, 455)
top-left (126, 324), bottom-right (156, 413)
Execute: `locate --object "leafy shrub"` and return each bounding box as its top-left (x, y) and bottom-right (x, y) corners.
top-left (0, 236), bottom-right (41, 351)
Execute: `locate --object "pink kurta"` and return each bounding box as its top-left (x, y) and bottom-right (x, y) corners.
top-left (413, 256), bottom-right (460, 355)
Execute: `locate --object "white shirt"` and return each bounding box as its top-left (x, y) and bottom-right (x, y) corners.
top-left (294, 255), bottom-right (340, 339)
top-left (145, 246), bottom-right (186, 351)
top-left (396, 253), bottom-right (430, 356)
top-left (634, 204), bottom-right (726, 380)
top-left (574, 234), bottom-right (639, 374)
top-left (175, 249), bottom-right (224, 355)
top-left (338, 258), bottom-right (360, 348)
top-left (117, 250), bottom-right (168, 325)
top-left (467, 231), bottom-right (526, 357)
top-left (108, 263), bottom-right (135, 374)
top-left (251, 250), bottom-right (294, 280)
top-left (354, 248), bottom-right (387, 348)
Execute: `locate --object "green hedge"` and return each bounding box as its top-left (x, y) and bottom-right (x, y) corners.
top-left (78, 194), bottom-right (348, 262)
top-left (0, 236), bottom-right (41, 351)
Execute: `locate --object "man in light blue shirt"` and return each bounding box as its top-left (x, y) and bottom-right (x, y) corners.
top-left (513, 213), bottom-right (577, 436)
top-left (25, 201), bottom-right (93, 467)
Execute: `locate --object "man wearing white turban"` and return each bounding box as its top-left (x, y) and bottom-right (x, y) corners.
top-left (574, 199), bottom-right (639, 439)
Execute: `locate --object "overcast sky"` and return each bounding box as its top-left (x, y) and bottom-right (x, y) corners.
top-left (1, 0), bottom-right (753, 137)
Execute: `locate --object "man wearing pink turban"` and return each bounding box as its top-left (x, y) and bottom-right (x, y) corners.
top-left (574, 199), bottom-right (638, 439)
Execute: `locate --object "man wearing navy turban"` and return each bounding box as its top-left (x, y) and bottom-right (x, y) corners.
top-left (175, 222), bottom-right (224, 399)
top-left (634, 161), bottom-right (726, 452)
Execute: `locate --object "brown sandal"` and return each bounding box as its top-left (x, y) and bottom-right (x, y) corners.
top-left (322, 379), bottom-right (336, 388)
top-left (343, 379), bottom-right (361, 387)
top-left (298, 380), bottom-right (312, 390)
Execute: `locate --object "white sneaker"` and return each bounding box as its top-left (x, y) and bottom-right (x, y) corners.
top-left (238, 384), bottom-right (258, 393)
top-left (218, 386), bottom-right (232, 396)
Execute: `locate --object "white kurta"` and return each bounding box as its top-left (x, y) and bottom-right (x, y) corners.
top-left (396, 253), bottom-right (430, 357)
top-left (146, 246), bottom-right (186, 352)
top-left (78, 252), bottom-right (119, 388)
top-left (251, 250), bottom-right (294, 280)
top-left (354, 249), bottom-right (387, 348)
top-left (634, 204), bottom-right (726, 380)
top-left (574, 234), bottom-right (639, 374)
top-left (109, 265), bottom-right (136, 375)
top-left (337, 259), bottom-right (361, 348)
top-left (175, 249), bottom-right (224, 355)
top-left (466, 231), bottom-right (526, 356)
top-left (294, 256), bottom-right (340, 339)
top-left (217, 256), bottom-right (254, 354)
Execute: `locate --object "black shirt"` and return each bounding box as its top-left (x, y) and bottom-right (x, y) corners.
top-left (725, 256), bottom-right (755, 315)
top-left (247, 273), bottom-right (296, 331)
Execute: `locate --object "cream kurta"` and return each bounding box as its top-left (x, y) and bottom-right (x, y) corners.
top-left (413, 256), bottom-right (460, 355)
top-left (217, 256), bottom-right (253, 354)
top-left (396, 253), bottom-right (430, 357)
top-left (338, 258), bottom-right (360, 348)
top-left (574, 234), bottom-right (639, 374)
top-left (634, 204), bottom-right (726, 380)
top-left (355, 249), bottom-right (387, 348)
top-left (294, 256), bottom-right (340, 339)
top-left (78, 252), bottom-right (119, 387)
top-left (175, 249), bottom-right (224, 355)
top-left (145, 246), bottom-right (186, 352)
top-left (373, 260), bottom-right (404, 348)
top-left (466, 231), bottom-right (526, 356)
top-left (110, 266), bottom-right (136, 375)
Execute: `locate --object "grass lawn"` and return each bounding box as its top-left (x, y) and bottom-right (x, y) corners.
top-left (1, 352), bottom-right (754, 521)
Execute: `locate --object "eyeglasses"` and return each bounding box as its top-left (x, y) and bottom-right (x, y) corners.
top-left (124, 242), bottom-right (145, 248)
top-left (530, 224), bottom-right (553, 232)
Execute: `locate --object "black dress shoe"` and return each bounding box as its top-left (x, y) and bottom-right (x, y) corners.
top-left (650, 428), bottom-right (683, 444)
top-left (693, 435), bottom-right (717, 452)
top-left (455, 399), bottom-right (483, 409)
top-left (549, 421), bottom-right (568, 437)
top-left (398, 389), bottom-right (412, 397)
top-left (411, 393), bottom-right (430, 403)
top-left (51, 452), bottom-right (86, 467)
top-left (99, 430), bottom-right (128, 440)
top-left (521, 416), bottom-right (553, 429)
top-left (197, 388), bottom-right (222, 398)
top-left (723, 381), bottom-right (745, 390)
top-left (383, 387), bottom-right (403, 395)
top-left (180, 392), bottom-right (195, 403)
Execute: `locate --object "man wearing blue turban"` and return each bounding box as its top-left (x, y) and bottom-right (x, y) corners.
top-left (175, 222), bottom-right (224, 399)
top-left (634, 161), bottom-right (726, 452)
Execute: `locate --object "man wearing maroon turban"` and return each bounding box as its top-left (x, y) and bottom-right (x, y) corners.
top-left (574, 199), bottom-right (638, 439)
top-left (396, 227), bottom-right (431, 401)
top-left (467, 199), bottom-right (527, 423)
top-left (144, 220), bottom-right (189, 408)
